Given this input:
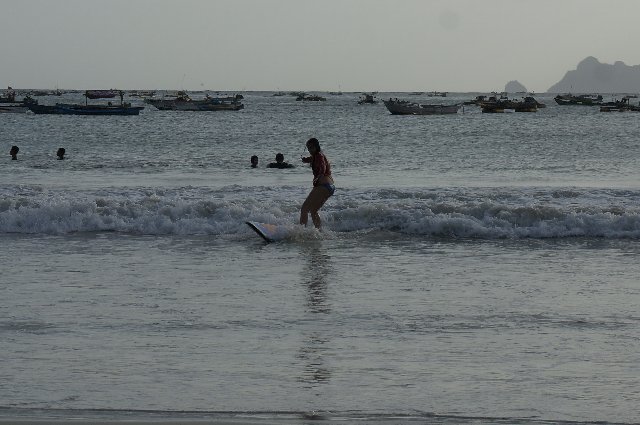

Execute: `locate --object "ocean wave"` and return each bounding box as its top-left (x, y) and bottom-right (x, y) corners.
top-left (331, 202), bottom-right (640, 238)
top-left (1, 187), bottom-right (639, 238)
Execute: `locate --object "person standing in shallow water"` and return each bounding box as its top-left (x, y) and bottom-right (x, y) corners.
top-left (56, 148), bottom-right (65, 160)
top-left (300, 137), bottom-right (335, 229)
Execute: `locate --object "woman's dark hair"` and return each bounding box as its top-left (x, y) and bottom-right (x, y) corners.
top-left (251, 155), bottom-right (258, 162)
top-left (306, 137), bottom-right (321, 152)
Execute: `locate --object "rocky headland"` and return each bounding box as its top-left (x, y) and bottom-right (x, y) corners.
top-left (547, 57), bottom-right (640, 93)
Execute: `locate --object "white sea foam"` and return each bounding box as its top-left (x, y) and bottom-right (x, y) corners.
top-left (2, 186), bottom-right (639, 238)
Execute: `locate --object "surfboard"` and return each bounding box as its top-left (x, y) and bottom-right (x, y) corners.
top-left (246, 221), bottom-right (292, 242)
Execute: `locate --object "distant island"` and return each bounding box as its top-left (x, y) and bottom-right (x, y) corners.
top-left (547, 57), bottom-right (640, 93)
top-left (505, 80), bottom-right (527, 93)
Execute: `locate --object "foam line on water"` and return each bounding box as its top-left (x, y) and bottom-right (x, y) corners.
top-left (1, 186), bottom-right (639, 238)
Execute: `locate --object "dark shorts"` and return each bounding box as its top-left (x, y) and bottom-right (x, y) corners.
top-left (321, 183), bottom-right (335, 196)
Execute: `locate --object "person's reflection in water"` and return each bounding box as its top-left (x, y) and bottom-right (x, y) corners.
top-left (297, 243), bottom-right (333, 387)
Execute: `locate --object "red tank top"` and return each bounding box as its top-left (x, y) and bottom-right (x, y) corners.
top-left (311, 152), bottom-right (331, 182)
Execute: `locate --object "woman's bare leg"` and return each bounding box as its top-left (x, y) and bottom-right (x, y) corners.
top-left (300, 186), bottom-right (331, 229)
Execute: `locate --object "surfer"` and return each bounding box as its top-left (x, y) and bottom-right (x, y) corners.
top-left (300, 137), bottom-right (334, 229)
top-left (56, 148), bottom-right (65, 160)
top-left (250, 155), bottom-right (259, 168)
top-left (267, 153), bottom-right (295, 169)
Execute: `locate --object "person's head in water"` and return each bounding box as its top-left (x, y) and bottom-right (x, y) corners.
top-left (275, 153), bottom-right (284, 163)
top-left (56, 148), bottom-right (65, 160)
top-left (250, 155), bottom-right (259, 168)
top-left (9, 145), bottom-right (19, 160)
top-left (306, 137), bottom-right (321, 154)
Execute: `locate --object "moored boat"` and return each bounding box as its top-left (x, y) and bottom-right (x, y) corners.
top-left (27, 103), bottom-right (143, 115)
top-left (357, 93), bottom-right (377, 104)
top-left (145, 92), bottom-right (244, 111)
top-left (599, 97), bottom-right (640, 112)
top-left (85, 90), bottom-right (117, 99)
top-left (296, 93), bottom-right (326, 101)
top-left (0, 104), bottom-right (28, 113)
top-left (480, 96), bottom-right (539, 113)
top-left (128, 90), bottom-right (156, 98)
top-left (0, 88), bottom-right (17, 103)
top-left (383, 98), bottom-right (460, 115)
top-left (0, 90), bottom-right (32, 113)
top-left (464, 95), bottom-right (487, 105)
top-left (554, 94), bottom-right (603, 106)
top-left (26, 90), bottom-right (144, 115)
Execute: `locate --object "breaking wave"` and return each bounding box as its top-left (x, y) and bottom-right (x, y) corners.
top-left (1, 185), bottom-right (639, 238)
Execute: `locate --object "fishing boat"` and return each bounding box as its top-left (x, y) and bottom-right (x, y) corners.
top-left (0, 94), bottom-right (36, 113)
top-left (0, 89), bottom-right (17, 103)
top-left (554, 94), bottom-right (603, 106)
top-left (128, 90), bottom-right (156, 98)
top-left (357, 93), bottom-right (377, 104)
top-left (145, 92), bottom-right (244, 111)
top-left (480, 96), bottom-right (539, 113)
top-left (296, 93), bottom-right (326, 101)
top-left (0, 90), bottom-right (31, 113)
top-left (85, 90), bottom-right (117, 99)
top-left (383, 98), bottom-right (460, 115)
top-left (26, 90), bottom-right (144, 115)
top-left (599, 97), bottom-right (640, 112)
top-left (464, 95), bottom-right (487, 105)
top-left (27, 103), bottom-right (144, 115)
top-left (0, 104), bottom-right (28, 113)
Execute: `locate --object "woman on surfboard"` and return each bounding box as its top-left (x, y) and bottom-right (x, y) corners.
top-left (300, 137), bottom-right (334, 229)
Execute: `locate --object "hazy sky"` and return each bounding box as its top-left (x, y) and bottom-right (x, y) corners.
top-left (3, 0), bottom-right (640, 92)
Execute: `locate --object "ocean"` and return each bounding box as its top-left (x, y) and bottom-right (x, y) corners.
top-left (1, 92), bottom-right (639, 425)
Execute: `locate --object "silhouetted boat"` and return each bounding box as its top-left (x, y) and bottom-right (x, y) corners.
top-left (480, 96), bottom-right (539, 113)
top-left (358, 93), bottom-right (377, 104)
top-left (145, 92), bottom-right (244, 111)
top-left (0, 104), bottom-right (28, 113)
top-left (554, 94), bottom-right (603, 106)
top-left (599, 97), bottom-right (640, 112)
top-left (27, 103), bottom-right (144, 115)
top-left (0, 89), bottom-right (16, 103)
top-left (85, 90), bottom-right (117, 99)
top-left (26, 90), bottom-right (144, 115)
top-left (383, 98), bottom-right (460, 115)
top-left (464, 95), bottom-right (487, 105)
top-left (0, 89), bottom-right (30, 112)
top-left (296, 93), bottom-right (326, 101)
top-left (128, 90), bottom-right (156, 98)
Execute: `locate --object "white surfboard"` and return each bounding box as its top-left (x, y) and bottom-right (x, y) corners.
top-left (246, 221), bottom-right (293, 242)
